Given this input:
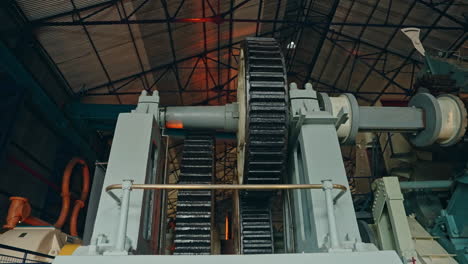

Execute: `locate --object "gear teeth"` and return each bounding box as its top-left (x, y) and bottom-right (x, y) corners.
top-left (174, 134), bottom-right (214, 255)
top-left (239, 37), bottom-right (288, 255)
top-left (240, 202), bottom-right (274, 254)
top-left (243, 37), bottom-right (288, 186)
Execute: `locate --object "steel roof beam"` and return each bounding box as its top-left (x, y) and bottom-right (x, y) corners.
top-left (30, 0), bottom-right (119, 23)
top-left (161, 0), bottom-right (185, 104)
top-left (283, 1), bottom-right (307, 72)
top-left (81, 27), bottom-right (287, 93)
top-left (216, 0), bottom-right (222, 101)
top-left (312, 0), bottom-right (357, 90)
top-left (300, 0), bottom-right (340, 87)
top-left (325, 29), bottom-right (422, 64)
top-left (118, 1), bottom-right (150, 91)
top-left (271, 0), bottom-right (282, 36)
top-left (416, 0), bottom-right (467, 28)
top-left (313, 0), bottom-right (383, 94)
top-left (220, 0), bottom-right (252, 17)
top-left (31, 19), bottom-right (465, 30)
top-left (295, 73), bottom-right (373, 102)
top-left (226, 0), bottom-right (235, 103)
top-left (353, 1), bottom-right (419, 95)
top-left (201, 0), bottom-right (209, 101)
top-left (370, 1), bottom-right (455, 104)
top-left (125, 0), bottom-right (151, 19)
top-left (69, 0), bottom-right (122, 103)
top-left (192, 74), bottom-right (238, 105)
top-left (322, 32), bottom-right (411, 93)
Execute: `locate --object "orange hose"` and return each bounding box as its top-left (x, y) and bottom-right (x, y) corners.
top-left (3, 197), bottom-right (53, 229)
top-left (3, 197), bottom-right (31, 229)
top-left (54, 157), bottom-right (90, 237)
top-left (69, 200), bottom-right (84, 236)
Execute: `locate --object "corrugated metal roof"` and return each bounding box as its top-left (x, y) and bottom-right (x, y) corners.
top-left (14, 0), bottom-right (467, 106)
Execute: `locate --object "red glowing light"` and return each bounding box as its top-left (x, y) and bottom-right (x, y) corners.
top-left (165, 121), bottom-right (184, 129)
top-left (175, 16), bottom-right (225, 24)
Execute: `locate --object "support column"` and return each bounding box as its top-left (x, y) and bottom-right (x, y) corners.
top-left (289, 113), bottom-right (361, 252)
top-left (91, 92), bottom-right (162, 254)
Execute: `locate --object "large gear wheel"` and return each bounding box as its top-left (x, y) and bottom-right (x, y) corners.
top-left (236, 37), bottom-right (289, 254)
top-left (174, 134), bottom-right (215, 255)
top-left (237, 37), bottom-right (289, 186)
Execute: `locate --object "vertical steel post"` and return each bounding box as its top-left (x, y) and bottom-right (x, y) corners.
top-left (322, 179), bottom-right (340, 249)
top-left (115, 180), bottom-right (133, 252)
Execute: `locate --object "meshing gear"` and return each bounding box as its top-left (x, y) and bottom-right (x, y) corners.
top-left (238, 37), bottom-right (289, 254)
top-left (175, 37), bottom-right (289, 255)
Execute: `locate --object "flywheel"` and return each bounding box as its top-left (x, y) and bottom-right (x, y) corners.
top-left (237, 37), bottom-right (289, 254)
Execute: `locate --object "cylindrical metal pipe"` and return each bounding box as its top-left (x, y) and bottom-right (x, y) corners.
top-left (115, 180), bottom-right (133, 252)
top-left (399, 180), bottom-right (453, 190)
top-left (162, 104), bottom-right (238, 132)
top-left (322, 180), bottom-right (340, 249)
top-left (358, 106), bottom-right (424, 132)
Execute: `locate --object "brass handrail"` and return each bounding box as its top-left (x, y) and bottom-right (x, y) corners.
top-left (105, 183), bottom-right (347, 205)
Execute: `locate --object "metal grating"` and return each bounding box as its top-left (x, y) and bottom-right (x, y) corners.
top-left (0, 244), bottom-right (55, 264)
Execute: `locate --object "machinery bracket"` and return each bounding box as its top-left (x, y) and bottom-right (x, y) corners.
top-left (372, 177), bottom-right (417, 262)
top-left (334, 108), bottom-right (349, 130)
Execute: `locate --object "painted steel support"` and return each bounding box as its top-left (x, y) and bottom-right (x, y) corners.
top-left (83, 165), bottom-right (106, 245)
top-left (372, 177), bottom-right (417, 262)
top-left (322, 180), bottom-right (340, 249)
top-left (287, 84), bottom-right (363, 253)
top-left (89, 92), bottom-right (163, 254)
top-left (0, 41), bottom-right (97, 161)
top-left (114, 180), bottom-right (133, 254)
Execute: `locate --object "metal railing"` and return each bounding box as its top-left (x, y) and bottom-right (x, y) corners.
top-left (0, 244), bottom-right (55, 264)
top-left (102, 180), bottom-right (348, 253)
top-left (106, 182), bottom-right (347, 205)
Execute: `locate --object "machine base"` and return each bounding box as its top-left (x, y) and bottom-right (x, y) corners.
top-left (54, 251), bottom-right (403, 264)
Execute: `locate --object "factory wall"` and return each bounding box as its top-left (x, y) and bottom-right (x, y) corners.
top-left (0, 8), bottom-right (99, 234)
top-left (0, 104), bottom-right (64, 225)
